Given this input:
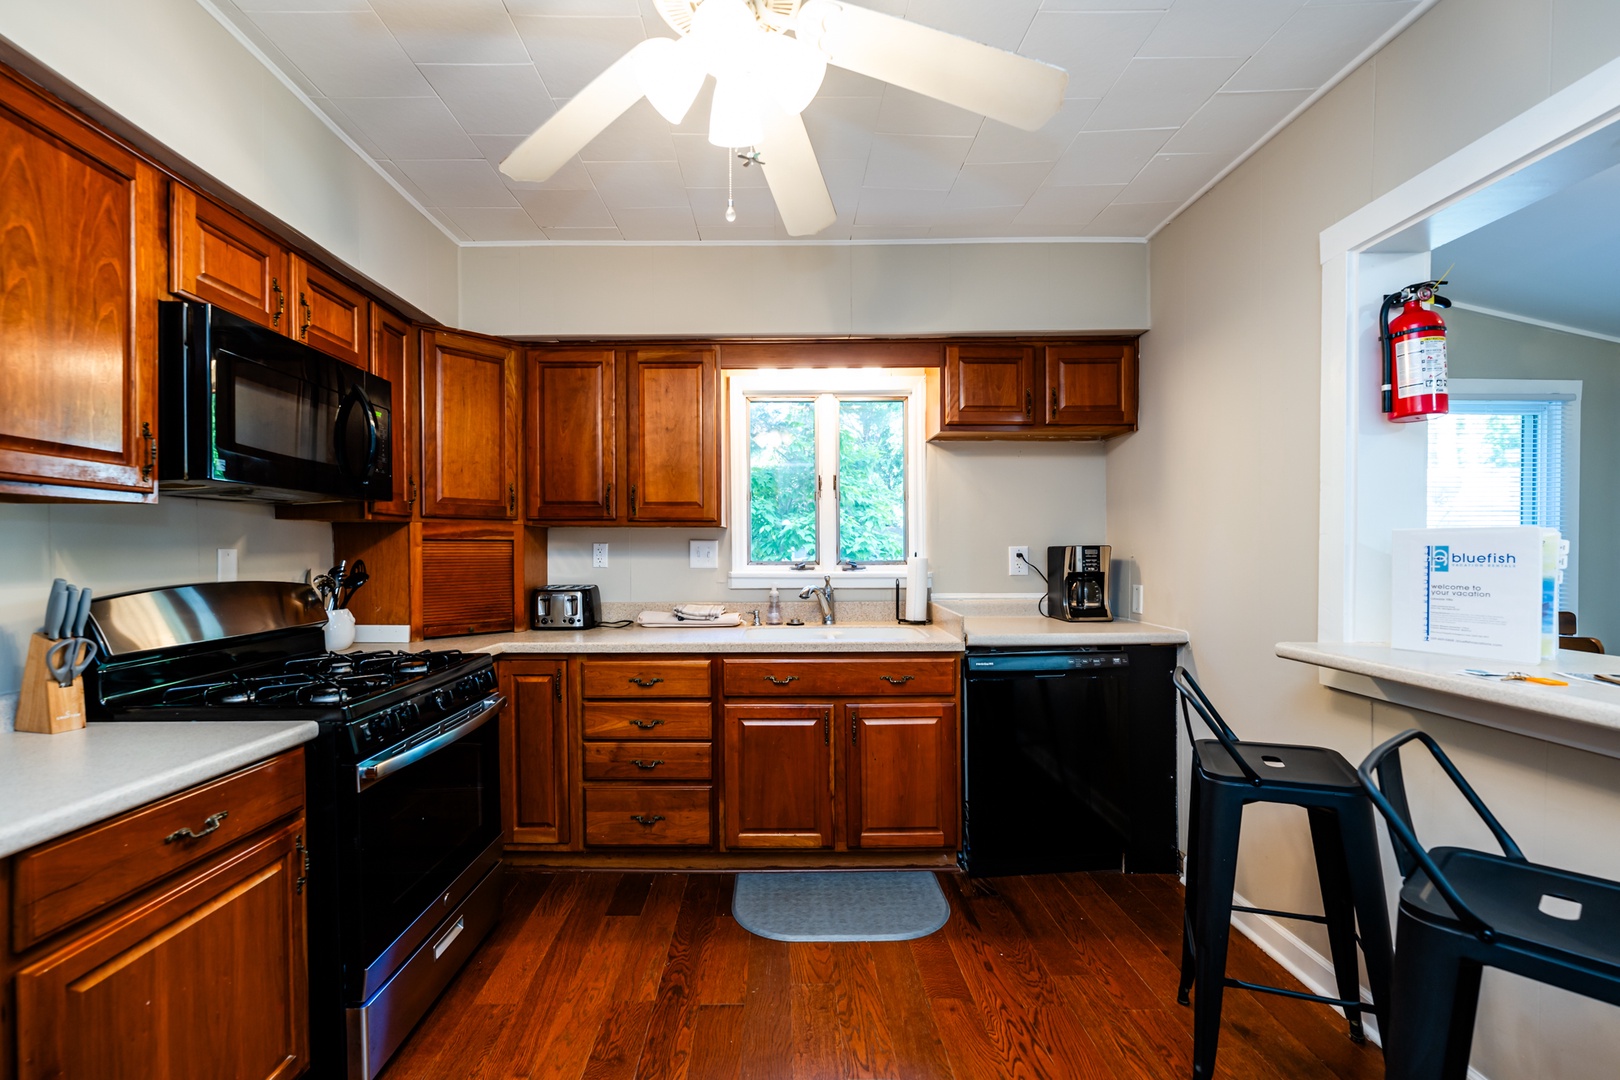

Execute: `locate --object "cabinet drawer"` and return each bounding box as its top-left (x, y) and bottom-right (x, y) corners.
top-left (584, 741), bottom-right (712, 781)
top-left (581, 659), bottom-right (711, 699)
top-left (582, 702), bottom-right (712, 741)
top-left (722, 657), bottom-right (958, 698)
top-left (584, 787), bottom-right (712, 847)
top-left (12, 750), bottom-right (305, 950)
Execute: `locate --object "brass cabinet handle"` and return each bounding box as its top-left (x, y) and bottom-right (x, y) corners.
top-left (630, 814), bottom-right (665, 826)
top-left (605, 482), bottom-right (614, 516)
top-left (879, 674), bottom-right (914, 685)
top-left (508, 482), bottom-right (516, 514)
top-left (629, 718), bottom-right (664, 730)
top-left (632, 759), bottom-right (664, 770)
top-left (270, 277), bottom-right (284, 327)
top-left (629, 484), bottom-right (638, 519)
top-left (823, 709), bottom-right (830, 745)
top-left (1025, 388), bottom-right (1033, 416)
top-left (295, 834), bottom-right (308, 895)
top-left (1052, 388), bottom-right (1058, 413)
top-left (628, 676), bottom-right (664, 687)
top-left (139, 421), bottom-right (157, 482)
top-left (406, 475), bottom-right (417, 510)
top-left (164, 810), bottom-right (229, 844)
top-left (299, 291), bottom-right (312, 340)
top-left (851, 709), bottom-right (859, 744)
top-left (764, 675), bottom-right (799, 686)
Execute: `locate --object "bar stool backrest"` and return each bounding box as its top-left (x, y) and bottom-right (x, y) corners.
top-left (1357, 728), bottom-right (1529, 940)
top-left (1173, 667), bottom-right (1264, 785)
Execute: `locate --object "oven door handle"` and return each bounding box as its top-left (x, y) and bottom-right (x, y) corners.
top-left (355, 694), bottom-right (505, 792)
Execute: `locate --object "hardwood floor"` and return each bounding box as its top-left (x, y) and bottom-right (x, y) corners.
top-left (380, 870), bottom-right (1385, 1080)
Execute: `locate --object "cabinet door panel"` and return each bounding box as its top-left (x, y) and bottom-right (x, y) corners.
top-left (501, 663), bottom-right (569, 846)
top-left (367, 305), bottom-right (415, 517)
top-left (420, 530), bottom-right (518, 637)
top-left (0, 73), bottom-right (158, 496)
top-left (625, 347), bottom-right (720, 523)
top-left (290, 256), bottom-right (368, 368)
top-left (421, 330), bottom-right (519, 519)
top-left (170, 187), bottom-right (288, 331)
top-left (846, 701), bottom-right (957, 849)
top-left (723, 704), bottom-right (832, 849)
top-left (942, 345), bottom-right (1035, 427)
top-left (526, 348), bottom-right (615, 521)
top-left (1045, 342), bottom-right (1137, 427)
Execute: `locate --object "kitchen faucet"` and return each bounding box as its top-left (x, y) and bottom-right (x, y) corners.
top-left (799, 576), bottom-right (835, 624)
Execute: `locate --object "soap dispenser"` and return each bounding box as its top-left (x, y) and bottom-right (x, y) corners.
top-left (766, 586), bottom-right (783, 624)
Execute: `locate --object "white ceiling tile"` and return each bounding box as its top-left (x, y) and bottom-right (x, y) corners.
top-left (935, 223), bottom-right (1093, 238)
top-left (690, 186), bottom-right (784, 230)
top-left (1084, 56), bottom-right (1246, 131)
top-left (1013, 185), bottom-right (1122, 225)
top-left (419, 65), bottom-right (554, 136)
top-left (1020, 11), bottom-right (1163, 99)
top-left (611, 206), bottom-right (700, 241)
top-left (1046, 128), bottom-right (1173, 186)
top-left (509, 0), bottom-right (643, 15)
top-left (370, 0), bottom-right (528, 64)
top-left (314, 97), bottom-right (386, 157)
top-left (802, 97), bottom-right (881, 161)
top-left (429, 210), bottom-right (474, 242)
top-left (819, 66), bottom-right (888, 98)
top-left (232, 0), bottom-right (368, 10)
top-left (512, 188), bottom-right (616, 228)
top-left (933, 204), bottom-right (1024, 227)
top-left (209, 0), bottom-right (327, 98)
top-left (472, 133), bottom-right (526, 164)
top-left (494, 150), bottom-right (598, 190)
top-left (246, 11), bottom-right (432, 98)
top-left (328, 97), bottom-right (481, 159)
top-left (1113, 152), bottom-right (1225, 204)
top-left (1227, 2), bottom-right (1415, 91)
top-left (1037, 0), bottom-right (1168, 9)
top-left (442, 206), bottom-right (547, 241)
top-left (511, 16), bottom-right (646, 98)
top-left (377, 160), bottom-right (435, 206)
top-left (672, 134), bottom-right (769, 189)
top-left (904, 0), bottom-right (1044, 53)
top-left (544, 227), bottom-right (626, 240)
top-left (585, 160), bottom-right (689, 207)
top-left (577, 100), bottom-right (679, 162)
top-left (853, 190), bottom-right (949, 226)
top-left (966, 97), bottom-right (1096, 163)
top-left (1162, 89), bottom-right (1310, 154)
top-left (946, 162), bottom-right (1055, 207)
top-left (818, 158), bottom-right (874, 213)
top-left (393, 159), bottom-right (520, 206)
top-left (875, 86), bottom-right (986, 137)
top-left (863, 135), bottom-right (973, 190)
top-left (1079, 199), bottom-right (1179, 235)
top-left (1137, 0), bottom-right (1303, 59)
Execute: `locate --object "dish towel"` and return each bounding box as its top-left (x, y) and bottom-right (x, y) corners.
top-left (673, 603), bottom-right (728, 620)
top-left (637, 610), bottom-right (743, 627)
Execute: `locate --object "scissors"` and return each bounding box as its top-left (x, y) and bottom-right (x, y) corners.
top-left (45, 637), bottom-right (98, 688)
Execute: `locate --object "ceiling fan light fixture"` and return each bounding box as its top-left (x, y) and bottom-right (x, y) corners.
top-left (759, 32), bottom-right (826, 114)
top-left (633, 36), bottom-right (706, 124)
top-left (709, 76), bottom-right (765, 149)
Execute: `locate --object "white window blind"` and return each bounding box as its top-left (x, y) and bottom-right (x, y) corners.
top-left (1426, 399), bottom-right (1564, 532)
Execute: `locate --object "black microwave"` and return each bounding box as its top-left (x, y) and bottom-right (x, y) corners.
top-left (158, 301), bottom-right (393, 503)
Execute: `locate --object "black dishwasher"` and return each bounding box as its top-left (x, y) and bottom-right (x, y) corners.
top-left (961, 645), bottom-right (1178, 875)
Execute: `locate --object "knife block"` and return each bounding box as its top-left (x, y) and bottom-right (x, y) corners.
top-left (16, 633), bottom-right (87, 735)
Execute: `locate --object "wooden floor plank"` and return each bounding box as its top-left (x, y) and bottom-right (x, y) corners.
top-left (606, 872), bottom-right (656, 917)
top-left (634, 874), bottom-right (727, 1080)
top-left (831, 941), bottom-right (900, 1080)
top-left (737, 932), bottom-right (792, 1080)
top-left (868, 938), bottom-right (957, 1080)
top-left (688, 1004), bottom-right (746, 1080)
top-left (581, 1003), bottom-right (655, 1080)
top-left (693, 915), bottom-right (750, 1005)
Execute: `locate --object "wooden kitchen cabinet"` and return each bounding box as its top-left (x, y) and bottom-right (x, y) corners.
top-left (366, 304), bottom-right (417, 518)
top-left (0, 67), bottom-right (163, 503)
top-left (1045, 341), bottom-right (1138, 429)
top-left (942, 344), bottom-right (1037, 426)
top-left (525, 348), bottom-right (615, 522)
top-left (170, 186), bottom-right (289, 332)
top-left (935, 338), bottom-right (1140, 440)
top-left (287, 255), bottom-right (368, 368)
top-left (499, 659), bottom-right (570, 847)
top-left (845, 701), bottom-right (956, 849)
top-left (722, 704), bottom-right (833, 850)
top-left (421, 329), bottom-right (520, 519)
top-left (624, 346), bottom-right (721, 525)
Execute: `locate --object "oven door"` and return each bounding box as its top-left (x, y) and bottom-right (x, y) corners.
top-left (341, 694), bottom-right (503, 1001)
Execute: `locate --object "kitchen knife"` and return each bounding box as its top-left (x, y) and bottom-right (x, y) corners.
top-left (43, 579), bottom-right (68, 640)
top-left (72, 587), bottom-right (93, 637)
top-left (63, 585), bottom-right (79, 638)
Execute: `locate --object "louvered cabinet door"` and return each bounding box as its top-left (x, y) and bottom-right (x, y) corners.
top-left (419, 522), bottom-right (523, 637)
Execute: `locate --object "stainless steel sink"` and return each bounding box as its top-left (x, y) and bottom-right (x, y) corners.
top-left (740, 625), bottom-right (932, 643)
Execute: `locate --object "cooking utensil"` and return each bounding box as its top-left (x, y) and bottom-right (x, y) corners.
top-left (43, 579), bottom-right (68, 640)
top-left (45, 637), bottom-right (98, 688)
top-left (339, 559), bottom-right (368, 609)
top-left (72, 587), bottom-right (93, 637)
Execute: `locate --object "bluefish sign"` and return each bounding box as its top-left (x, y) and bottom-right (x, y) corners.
top-left (1394, 527), bottom-right (1555, 662)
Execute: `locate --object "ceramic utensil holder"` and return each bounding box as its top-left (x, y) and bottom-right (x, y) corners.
top-left (16, 633), bottom-right (87, 735)
top-left (324, 608), bottom-right (356, 651)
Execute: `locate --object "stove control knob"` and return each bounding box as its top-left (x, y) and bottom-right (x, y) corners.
top-left (433, 690), bottom-right (452, 712)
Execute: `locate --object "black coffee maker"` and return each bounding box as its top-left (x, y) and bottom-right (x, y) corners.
top-left (1046, 545), bottom-right (1113, 622)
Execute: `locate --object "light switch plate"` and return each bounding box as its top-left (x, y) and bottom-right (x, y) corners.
top-left (592, 543), bottom-right (609, 568)
top-left (1131, 584), bottom-right (1144, 615)
top-left (690, 540), bottom-right (719, 568)
top-left (217, 548), bottom-right (238, 582)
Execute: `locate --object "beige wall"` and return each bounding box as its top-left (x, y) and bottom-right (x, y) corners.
top-left (1115, 1), bottom-right (1620, 1076)
top-left (0, 0), bottom-right (459, 322)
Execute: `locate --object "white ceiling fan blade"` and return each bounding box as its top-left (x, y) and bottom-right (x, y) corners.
top-left (758, 106), bottom-right (837, 237)
top-left (798, 1), bottom-right (1067, 132)
top-left (500, 39), bottom-right (664, 182)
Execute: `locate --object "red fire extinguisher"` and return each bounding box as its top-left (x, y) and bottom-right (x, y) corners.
top-left (1380, 279), bottom-right (1451, 422)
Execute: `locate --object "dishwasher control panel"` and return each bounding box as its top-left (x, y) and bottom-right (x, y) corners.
top-left (965, 649), bottom-right (1130, 674)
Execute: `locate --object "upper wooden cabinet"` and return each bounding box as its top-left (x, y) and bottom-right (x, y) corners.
top-left (171, 186), bottom-right (289, 331)
top-left (624, 346), bottom-right (721, 525)
top-left (0, 68), bottom-right (162, 502)
top-left (935, 338), bottom-right (1140, 440)
top-left (421, 330), bottom-right (520, 519)
top-left (289, 256), bottom-right (368, 368)
top-left (525, 349), bottom-right (615, 522)
top-left (367, 304), bottom-right (416, 518)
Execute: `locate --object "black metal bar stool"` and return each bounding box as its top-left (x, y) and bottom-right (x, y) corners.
top-left (1174, 668), bottom-right (1394, 1078)
top-left (1359, 728), bottom-right (1620, 1080)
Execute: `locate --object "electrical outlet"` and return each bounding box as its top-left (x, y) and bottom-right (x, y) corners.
top-left (217, 548), bottom-right (238, 582)
top-left (1131, 584), bottom-right (1144, 615)
top-left (592, 543), bottom-right (609, 568)
top-left (689, 540), bottom-right (719, 569)
top-left (1009, 546), bottom-right (1029, 576)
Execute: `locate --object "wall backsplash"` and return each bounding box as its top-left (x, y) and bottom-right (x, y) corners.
top-left (0, 499), bottom-right (331, 696)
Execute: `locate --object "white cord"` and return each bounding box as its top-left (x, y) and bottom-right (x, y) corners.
top-left (726, 147), bottom-right (736, 222)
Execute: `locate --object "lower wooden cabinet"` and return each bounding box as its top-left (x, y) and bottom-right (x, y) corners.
top-left (499, 659), bottom-right (570, 847)
top-left (846, 701), bottom-right (956, 849)
top-left (722, 704), bottom-right (833, 849)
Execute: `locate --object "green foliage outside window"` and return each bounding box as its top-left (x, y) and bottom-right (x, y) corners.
top-left (748, 399), bottom-right (816, 563)
top-left (837, 400), bottom-right (906, 562)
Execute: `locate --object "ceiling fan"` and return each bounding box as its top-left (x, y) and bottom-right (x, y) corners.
top-left (499, 0), bottom-right (1068, 237)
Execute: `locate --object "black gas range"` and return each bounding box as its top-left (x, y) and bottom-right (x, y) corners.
top-left (86, 581), bottom-right (506, 1080)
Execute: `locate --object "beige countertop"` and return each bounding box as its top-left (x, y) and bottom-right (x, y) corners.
top-left (961, 616), bottom-right (1189, 647)
top-left (409, 622), bottom-right (968, 655)
top-left (0, 721), bottom-right (318, 859)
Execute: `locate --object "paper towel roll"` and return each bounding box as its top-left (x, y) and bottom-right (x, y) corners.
top-left (905, 556), bottom-right (929, 622)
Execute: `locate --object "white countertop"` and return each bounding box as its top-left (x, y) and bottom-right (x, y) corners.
top-left (1277, 641), bottom-right (1620, 759)
top-left (418, 622), bottom-right (967, 654)
top-left (962, 616), bottom-right (1188, 647)
top-left (0, 721), bottom-right (319, 859)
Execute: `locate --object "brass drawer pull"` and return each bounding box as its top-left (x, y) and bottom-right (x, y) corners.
top-left (630, 814), bottom-right (665, 826)
top-left (270, 277), bottom-right (284, 327)
top-left (880, 674), bottom-right (915, 685)
top-left (630, 719), bottom-right (664, 730)
top-left (629, 676), bottom-right (664, 687)
top-left (632, 759), bottom-right (664, 770)
top-left (764, 675), bottom-right (799, 686)
top-left (164, 810), bottom-right (229, 844)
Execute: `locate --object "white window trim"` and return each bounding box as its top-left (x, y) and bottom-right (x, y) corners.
top-left (725, 368), bottom-right (928, 589)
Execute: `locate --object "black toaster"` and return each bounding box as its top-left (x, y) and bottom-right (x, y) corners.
top-left (530, 584), bottom-right (601, 630)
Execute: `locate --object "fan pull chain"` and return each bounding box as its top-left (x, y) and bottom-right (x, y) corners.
top-left (726, 147), bottom-right (736, 222)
